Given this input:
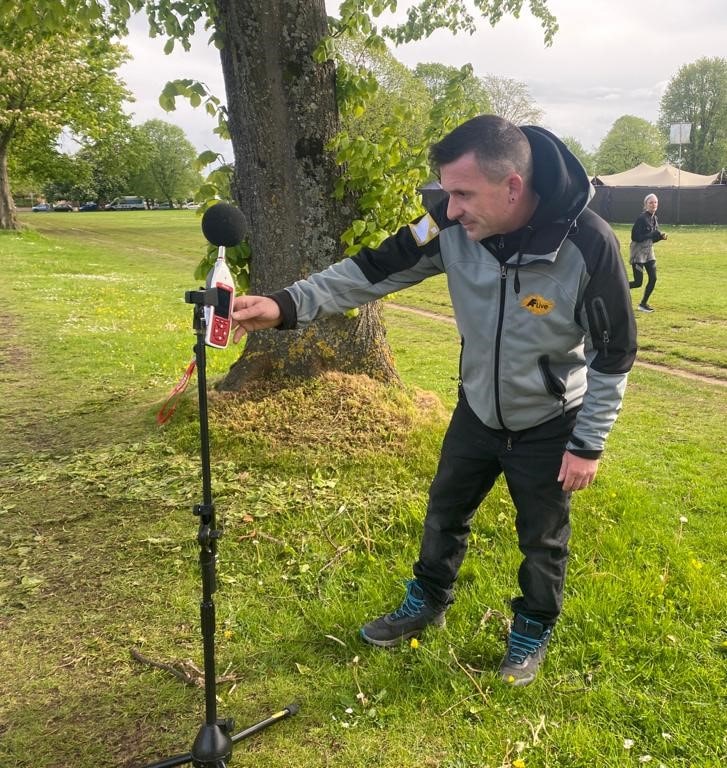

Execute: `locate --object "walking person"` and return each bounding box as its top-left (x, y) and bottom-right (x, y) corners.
top-left (231, 115), bottom-right (637, 686)
top-left (629, 193), bottom-right (667, 312)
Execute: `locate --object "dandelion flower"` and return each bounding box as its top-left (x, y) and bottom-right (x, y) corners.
top-left (623, 739), bottom-right (635, 750)
top-left (410, 638), bottom-right (419, 649)
top-left (679, 515), bottom-right (688, 524)
top-left (513, 759), bottom-right (526, 768)
top-left (507, 674), bottom-right (516, 684)
top-left (223, 629), bottom-right (233, 640)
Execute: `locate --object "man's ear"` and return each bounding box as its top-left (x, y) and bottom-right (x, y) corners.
top-left (507, 174), bottom-right (525, 202)
top-left (506, 173), bottom-right (525, 205)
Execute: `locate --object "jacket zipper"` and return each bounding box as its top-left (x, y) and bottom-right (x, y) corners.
top-left (493, 262), bottom-right (508, 428)
top-left (538, 354), bottom-right (568, 416)
top-left (591, 297), bottom-right (612, 358)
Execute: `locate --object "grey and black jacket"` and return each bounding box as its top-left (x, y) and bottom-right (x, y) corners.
top-left (271, 126), bottom-right (637, 459)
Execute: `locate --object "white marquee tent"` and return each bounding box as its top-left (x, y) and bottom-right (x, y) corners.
top-left (592, 162), bottom-right (721, 187)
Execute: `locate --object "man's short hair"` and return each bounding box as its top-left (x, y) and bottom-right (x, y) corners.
top-left (429, 115), bottom-right (533, 185)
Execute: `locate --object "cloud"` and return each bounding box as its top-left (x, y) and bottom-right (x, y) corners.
top-left (118, 14), bottom-right (231, 157)
top-left (118, 0), bottom-right (725, 155)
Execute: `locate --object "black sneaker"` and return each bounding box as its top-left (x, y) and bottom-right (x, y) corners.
top-left (499, 614), bottom-right (552, 686)
top-left (638, 303), bottom-right (655, 313)
top-left (360, 579), bottom-right (446, 647)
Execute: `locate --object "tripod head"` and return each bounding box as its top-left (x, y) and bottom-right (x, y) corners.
top-left (185, 286), bottom-right (226, 310)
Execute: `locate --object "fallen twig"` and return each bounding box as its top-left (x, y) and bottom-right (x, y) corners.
top-left (130, 647), bottom-right (241, 688)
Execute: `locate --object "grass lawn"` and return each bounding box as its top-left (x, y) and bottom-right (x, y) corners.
top-left (395, 223), bottom-right (727, 381)
top-left (0, 212), bottom-right (725, 768)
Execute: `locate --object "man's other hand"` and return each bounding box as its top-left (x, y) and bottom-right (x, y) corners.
top-left (558, 451), bottom-right (599, 492)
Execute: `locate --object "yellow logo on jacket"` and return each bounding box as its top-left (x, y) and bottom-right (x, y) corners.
top-left (409, 213), bottom-right (439, 246)
top-left (521, 294), bottom-right (555, 315)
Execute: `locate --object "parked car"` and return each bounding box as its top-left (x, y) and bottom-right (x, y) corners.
top-left (154, 201), bottom-right (174, 210)
top-left (53, 201), bottom-right (74, 212)
top-left (31, 203), bottom-right (52, 212)
top-left (183, 201), bottom-right (200, 210)
top-left (79, 201), bottom-right (99, 212)
top-left (105, 196), bottom-right (146, 210)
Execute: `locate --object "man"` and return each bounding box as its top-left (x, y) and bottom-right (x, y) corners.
top-left (231, 115), bottom-right (637, 686)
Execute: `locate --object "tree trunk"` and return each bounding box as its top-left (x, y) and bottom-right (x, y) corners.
top-left (213, 0), bottom-right (399, 390)
top-left (0, 139), bottom-right (19, 230)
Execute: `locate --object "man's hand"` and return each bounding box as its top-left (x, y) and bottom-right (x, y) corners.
top-left (231, 296), bottom-right (282, 343)
top-left (558, 451), bottom-right (599, 492)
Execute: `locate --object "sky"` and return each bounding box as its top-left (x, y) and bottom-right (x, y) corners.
top-left (117, 0), bottom-right (726, 160)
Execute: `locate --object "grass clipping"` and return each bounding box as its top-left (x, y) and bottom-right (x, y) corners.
top-left (209, 372), bottom-right (448, 456)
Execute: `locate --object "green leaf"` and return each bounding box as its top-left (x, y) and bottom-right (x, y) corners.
top-left (195, 150), bottom-right (220, 170)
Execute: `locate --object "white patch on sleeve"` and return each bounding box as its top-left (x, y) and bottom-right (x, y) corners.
top-left (409, 213), bottom-right (440, 246)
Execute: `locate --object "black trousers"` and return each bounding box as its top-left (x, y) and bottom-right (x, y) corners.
top-left (413, 396), bottom-right (576, 625)
top-left (629, 260), bottom-right (657, 305)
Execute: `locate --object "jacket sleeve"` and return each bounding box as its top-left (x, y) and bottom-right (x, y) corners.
top-left (276, 212), bottom-right (446, 327)
top-left (568, 224), bottom-right (637, 458)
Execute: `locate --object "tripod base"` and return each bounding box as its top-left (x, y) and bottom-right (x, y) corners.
top-left (142, 704), bottom-right (298, 768)
top-left (191, 720), bottom-right (232, 766)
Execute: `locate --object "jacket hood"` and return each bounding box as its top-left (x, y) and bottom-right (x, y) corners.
top-left (520, 125), bottom-right (593, 227)
top-left (485, 125), bottom-right (593, 264)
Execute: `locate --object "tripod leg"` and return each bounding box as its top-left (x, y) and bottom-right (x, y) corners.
top-left (230, 703), bottom-right (299, 744)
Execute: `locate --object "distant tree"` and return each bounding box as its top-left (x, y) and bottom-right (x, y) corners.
top-left (335, 35), bottom-right (431, 146)
top-left (595, 116), bottom-right (665, 175)
top-left (0, 25), bottom-right (130, 229)
top-left (659, 57), bottom-right (727, 174)
top-left (414, 62), bottom-right (491, 113)
top-left (560, 136), bottom-right (595, 176)
top-left (7, 124), bottom-right (59, 200)
top-left (129, 120), bottom-right (201, 203)
top-left (72, 132), bottom-right (150, 205)
top-left (481, 74), bottom-right (543, 125)
top-left (41, 154), bottom-right (93, 204)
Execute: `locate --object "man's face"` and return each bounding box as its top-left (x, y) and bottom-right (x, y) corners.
top-left (439, 151), bottom-right (512, 240)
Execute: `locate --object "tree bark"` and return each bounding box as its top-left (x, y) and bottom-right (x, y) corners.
top-left (213, 0), bottom-right (399, 390)
top-left (0, 138), bottom-right (19, 231)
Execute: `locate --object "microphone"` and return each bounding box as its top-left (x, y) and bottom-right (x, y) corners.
top-left (200, 203), bottom-right (245, 349)
top-left (201, 202), bottom-right (246, 247)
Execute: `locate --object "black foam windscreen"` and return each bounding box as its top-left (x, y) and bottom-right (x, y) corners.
top-left (201, 202), bottom-right (246, 247)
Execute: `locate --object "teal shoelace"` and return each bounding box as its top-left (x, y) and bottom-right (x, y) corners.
top-left (390, 581), bottom-right (425, 619)
top-left (507, 628), bottom-right (551, 664)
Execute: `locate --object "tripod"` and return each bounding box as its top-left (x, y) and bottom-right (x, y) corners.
top-left (142, 287), bottom-right (298, 768)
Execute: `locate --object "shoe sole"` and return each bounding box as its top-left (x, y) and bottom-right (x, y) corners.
top-left (359, 616), bottom-right (446, 648)
top-left (637, 306), bottom-right (654, 312)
